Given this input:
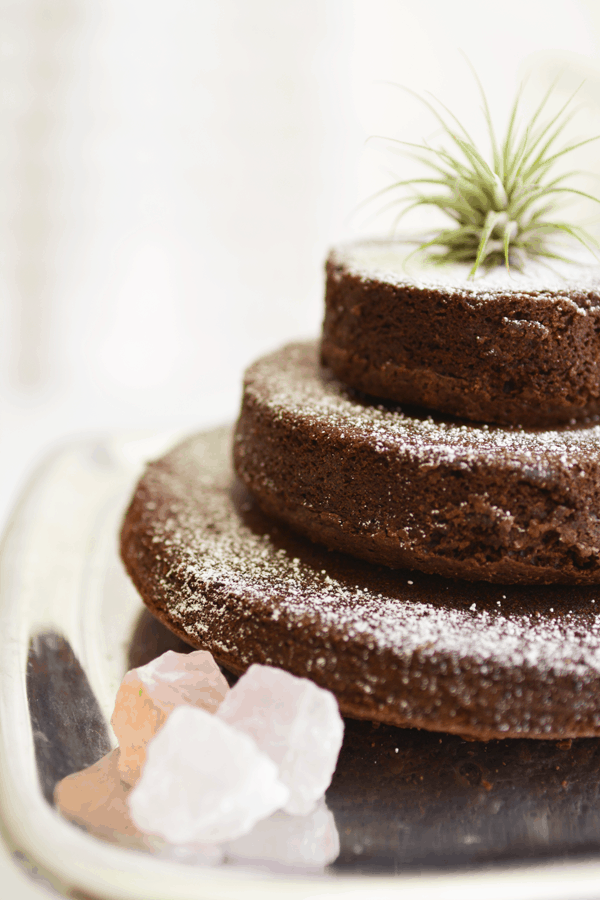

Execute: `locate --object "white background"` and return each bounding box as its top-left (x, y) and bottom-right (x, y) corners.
top-left (2, 0), bottom-right (600, 531)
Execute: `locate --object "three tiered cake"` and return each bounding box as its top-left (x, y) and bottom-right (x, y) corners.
top-left (121, 240), bottom-right (600, 741)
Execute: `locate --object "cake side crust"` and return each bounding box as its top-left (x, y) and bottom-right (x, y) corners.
top-left (321, 240), bottom-right (600, 427)
top-left (234, 341), bottom-right (600, 584)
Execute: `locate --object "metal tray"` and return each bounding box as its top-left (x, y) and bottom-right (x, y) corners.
top-left (3, 432), bottom-right (600, 899)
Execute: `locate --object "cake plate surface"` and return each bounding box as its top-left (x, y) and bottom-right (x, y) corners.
top-left (3, 431), bottom-right (600, 899)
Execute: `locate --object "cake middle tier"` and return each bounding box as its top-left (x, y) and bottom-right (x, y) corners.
top-left (234, 341), bottom-right (600, 585)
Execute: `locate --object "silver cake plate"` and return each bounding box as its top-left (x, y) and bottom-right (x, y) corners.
top-left (3, 431), bottom-right (600, 899)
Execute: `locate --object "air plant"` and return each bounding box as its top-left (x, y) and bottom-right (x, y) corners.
top-left (374, 74), bottom-right (600, 276)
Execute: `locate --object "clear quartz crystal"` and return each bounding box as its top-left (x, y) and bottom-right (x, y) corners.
top-left (111, 649), bottom-right (229, 785)
top-left (216, 664), bottom-right (344, 815)
top-left (128, 705), bottom-right (290, 844)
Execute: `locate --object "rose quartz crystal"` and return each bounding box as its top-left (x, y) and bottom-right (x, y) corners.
top-left (128, 705), bottom-right (289, 844)
top-left (226, 800), bottom-right (340, 868)
top-left (111, 649), bottom-right (229, 785)
top-left (216, 664), bottom-right (344, 815)
top-left (54, 749), bottom-right (148, 848)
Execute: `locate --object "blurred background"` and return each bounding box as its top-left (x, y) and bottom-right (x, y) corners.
top-left (2, 0), bottom-right (600, 529)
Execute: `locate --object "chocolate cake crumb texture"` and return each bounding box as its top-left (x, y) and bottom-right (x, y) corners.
top-left (121, 427), bottom-right (600, 740)
top-left (321, 240), bottom-right (600, 427)
top-left (234, 341), bottom-right (600, 584)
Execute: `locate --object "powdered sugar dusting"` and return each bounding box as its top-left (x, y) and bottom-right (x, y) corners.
top-left (334, 239), bottom-right (600, 302)
top-left (123, 426), bottom-right (600, 736)
top-left (243, 342), bottom-right (600, 470)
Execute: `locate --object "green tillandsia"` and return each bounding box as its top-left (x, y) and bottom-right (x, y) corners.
top-left (373, 75), bottom-right (600, 276)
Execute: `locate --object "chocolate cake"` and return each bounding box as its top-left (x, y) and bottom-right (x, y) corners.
top-left (120, 234), bottom-right (600, 739)
top-left (120, 426), bottom-right (600, 740)
top-left (234, 341), bottom-right (600, 585)
top-left (322, 240), bottom-right (600, 427)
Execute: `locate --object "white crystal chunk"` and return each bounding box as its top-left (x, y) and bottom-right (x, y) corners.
top-left (226, 800), bottom-right (340, 868)
top-left (128, 705), bottom-right (289, 844)
top-left (216, 664), bottom-right (344, 815)
top-left (111, 649), bottom-right (229, 785)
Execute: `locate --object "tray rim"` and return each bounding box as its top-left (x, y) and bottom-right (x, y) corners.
top-left (2, 433), bottom-right (600, 899)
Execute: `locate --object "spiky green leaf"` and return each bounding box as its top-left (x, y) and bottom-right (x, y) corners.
top-left (375, 78), bottom-right (600, 274)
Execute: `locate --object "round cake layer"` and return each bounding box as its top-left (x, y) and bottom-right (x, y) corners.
top-left (234, 341), bottom-right (600, 584)
top-left (121, 426), bottom-right (600, 739)
top-left (321, 240), bottom-right (600, 427)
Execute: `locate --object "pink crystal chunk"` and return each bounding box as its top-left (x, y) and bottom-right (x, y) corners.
top-left (216, 664), bottom-right (344, 815)
top-left (128, 705), bottom-right (289, 844)
top-left (111, 649), bottom-right (229, 785)
top-left (54, 749), bottom-right (147, 848)
top-left (226, 800), bottom-right (340, 868)
top-left (54, 748), bottom-right (223, 863)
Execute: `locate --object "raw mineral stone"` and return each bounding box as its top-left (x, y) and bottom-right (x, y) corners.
top-left (216, 664), bottom-right (344, 815)
top-left (128, 705), bottom-right (289, 844)
top-left (154, 841), bottom-right (225, 867)
top-left (226, 800), bottom-right (340, 868)
top-left (53, 749), bottom-right (155, 850)
top-left (54, 748), bottom-right (223, 863)
top-left (111, 649), bottom-right (229, 785)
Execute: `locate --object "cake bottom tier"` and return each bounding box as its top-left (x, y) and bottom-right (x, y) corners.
top-left (120, 426), bottom-right (600, 740)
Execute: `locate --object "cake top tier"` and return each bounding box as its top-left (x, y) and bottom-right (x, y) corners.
top-left (322, 239), bottom-right (600, 427)
top-left (332, 239), bottom-right (600, 300)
